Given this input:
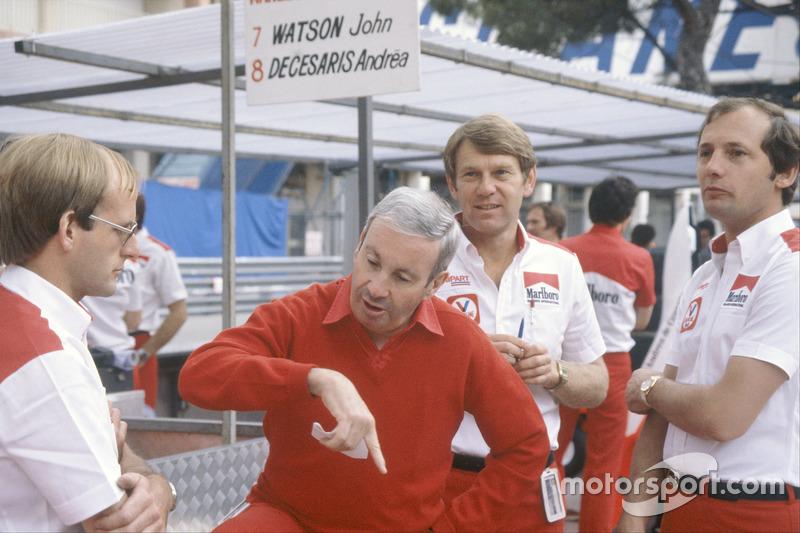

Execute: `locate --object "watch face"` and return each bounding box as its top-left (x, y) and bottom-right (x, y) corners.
top-left (641, 377), bottom-right (654, 392)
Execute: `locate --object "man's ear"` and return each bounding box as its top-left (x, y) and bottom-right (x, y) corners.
top-left (58, 211), bottom-right (78, 251)
top-left (523, 167), bottom-right (536, 198)
top-left (424, 270), bottom-right (449, 299)
top-left (775, 161), bottom-right (799, 192)
top-left (353, 228), bottom-right (366, 262)
top-left (445, 174), bottom-right (457, 197)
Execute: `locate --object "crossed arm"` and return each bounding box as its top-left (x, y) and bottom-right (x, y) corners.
top-left (618, 358), bottom-right (789, 532)
top-left (82, 405), bottom-right (173, 532)
top-left (627, 356), bottom-right (788, 442)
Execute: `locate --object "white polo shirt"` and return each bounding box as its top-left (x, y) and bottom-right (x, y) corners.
top-left (0, 265), bottom-right (125, 531)
top-left (437, 220), bottom-right (606, 452)
top-left (136, 226), bottom-right (187, 334)
top-left (664, 210), bottom-right (799, 486)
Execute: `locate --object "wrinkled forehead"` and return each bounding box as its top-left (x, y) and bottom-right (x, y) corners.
top-left (455, 143), bottom-right (523, 173)
top-left (362, 218), bottom-right (439, 273)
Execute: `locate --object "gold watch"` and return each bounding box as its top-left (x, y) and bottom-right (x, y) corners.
top-left (640, 375), bottom-right (662, 406)
top-left (547, 360), bottom-right (568, 391)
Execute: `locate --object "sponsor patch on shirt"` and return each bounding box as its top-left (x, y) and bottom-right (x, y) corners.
top-left (446, 274), bottom-right (471, 287)
top-left (722, 274), bottom-right (758, 310)
top-left (523, 272), bottom-right (560, 308)
top-left (447, 293), bottom-right (480, 323)
top-left (680, 297), bottom-right (702, 332)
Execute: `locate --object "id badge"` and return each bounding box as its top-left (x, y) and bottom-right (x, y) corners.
top-left (541, 467), bottom-right (566, 523)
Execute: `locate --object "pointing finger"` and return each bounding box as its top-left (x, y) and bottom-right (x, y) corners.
top-left (364, 431), bottom-right (387, 474)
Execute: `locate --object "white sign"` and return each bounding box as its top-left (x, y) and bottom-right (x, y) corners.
top-left (244, 0), bottom-right (421, 105)
top-left (560, 0), bottom-right (799, 86)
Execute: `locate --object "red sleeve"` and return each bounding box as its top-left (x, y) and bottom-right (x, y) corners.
top-left (178, 297), bottom-right (317, 411)
top-left (634, 250), bottom-right (657, 308)
top-left (434, 328), bottom-right (550, 531)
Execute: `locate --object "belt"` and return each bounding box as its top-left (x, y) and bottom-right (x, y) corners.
top-left (452, 450), bottom-right (556, 473)
top-left (452, 453), bottom-right (485, 473)
top-left (665, 469), bottom-right (800, 502)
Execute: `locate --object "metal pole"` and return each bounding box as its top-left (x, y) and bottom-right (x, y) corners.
top-left (357, 96), bottom-right (374, 228)
top-left (220, 0), bottom-right (237, 445)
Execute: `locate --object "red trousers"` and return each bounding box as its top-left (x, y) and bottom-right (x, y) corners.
top-left (443, 465), bottom-right (564, 532)
top-left (214, 502), bottom-right (310, 533)
top-left (555, 352), bottom-right (631, 533)
top-left (660, 490), bottom-right (799, 532)
top-left (133, 332), bottom-right (158, 410)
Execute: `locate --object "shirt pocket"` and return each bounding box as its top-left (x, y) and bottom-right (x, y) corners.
top-left (527, 305), bottom-right (568, 352)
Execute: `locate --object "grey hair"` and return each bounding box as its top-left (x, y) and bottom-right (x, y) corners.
top-left (362, 187), bottom-right (459, 283)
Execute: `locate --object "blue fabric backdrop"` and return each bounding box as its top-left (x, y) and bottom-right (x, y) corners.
top-left (140, 181), bottom-right (288, 257)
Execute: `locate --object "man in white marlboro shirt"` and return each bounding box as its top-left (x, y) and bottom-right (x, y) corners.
top-left (620, 97), bottom-right (799, 532)
top-left (436, 113), bottom-right (608, 531)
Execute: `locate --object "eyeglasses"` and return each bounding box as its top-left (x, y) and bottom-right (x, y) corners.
top-left (88, 214), bottom-right (137, 246)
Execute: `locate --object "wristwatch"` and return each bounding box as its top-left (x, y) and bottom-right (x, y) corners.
top-left (135, 348), bottom-right (151, 364)
top-left (547, 360), bottom-right (568, 392)
top-left (167, 481), bottom-right (178, 512)
top-left (640, 375), bottom-right (662, 406)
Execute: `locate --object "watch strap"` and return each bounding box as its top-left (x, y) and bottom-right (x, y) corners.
top-left (642, 375), bottom-right (661, 406)
top-left (167, 481), bottom-right (177, 512)
top-left (547, 360), bottom-right (568, 392)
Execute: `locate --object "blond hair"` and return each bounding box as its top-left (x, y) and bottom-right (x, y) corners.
top-left (0, 133), bottom-right (140, 265)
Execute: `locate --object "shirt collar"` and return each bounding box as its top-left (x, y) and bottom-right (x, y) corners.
top-left (454, 212), bottom-right (528, 256)
top-left (454, 213), bottom-right (474, 257)
top-left (514, 220), bottom-right (527, 253)
top-left (0, 264), bottom-right (92, 339)
top-left (711, 209), bottom-right (795, 264)
top-left (323, 274), bottom-right (444, 337)
top-left (588, 223), bottom-right (623, 237)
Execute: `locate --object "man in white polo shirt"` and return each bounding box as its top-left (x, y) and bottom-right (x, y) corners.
top-left (620, 98), bottom-right (799, 532)
top-left (0, 133), bottom-right (174, 531)
top-left (436, 113), bottom-right (608, 531)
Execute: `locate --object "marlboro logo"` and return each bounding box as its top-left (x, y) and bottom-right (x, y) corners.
top-left (524, 272), bottom-right (560, 308)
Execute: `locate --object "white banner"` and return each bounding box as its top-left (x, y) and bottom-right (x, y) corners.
top-left (244, 0), bottom-right (421, 105)
top-left (642, 201), bottom-right (695, 372)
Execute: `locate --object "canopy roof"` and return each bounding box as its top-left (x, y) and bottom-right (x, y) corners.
top-left (0, 1), bottom-right (726, 190)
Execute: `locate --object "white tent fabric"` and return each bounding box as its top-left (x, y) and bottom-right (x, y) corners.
top-left (0, 1), bottom-right (722, 190)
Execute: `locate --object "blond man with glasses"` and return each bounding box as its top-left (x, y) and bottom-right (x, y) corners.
top-left (0, 133), bottom-right (175, 532)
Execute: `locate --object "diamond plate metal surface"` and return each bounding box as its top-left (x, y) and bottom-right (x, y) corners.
top-left (148, 437), bottom-right (269, 532)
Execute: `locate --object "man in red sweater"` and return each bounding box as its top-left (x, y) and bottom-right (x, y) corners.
top-left (179, 187), bottom-right (551, 532)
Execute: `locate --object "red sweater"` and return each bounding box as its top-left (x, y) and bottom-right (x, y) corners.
top-left (179, 276), bottom-right (549, 532)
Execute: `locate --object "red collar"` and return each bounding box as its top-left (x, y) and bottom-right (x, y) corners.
top-left (323, 275), bottom-right (443, 337)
